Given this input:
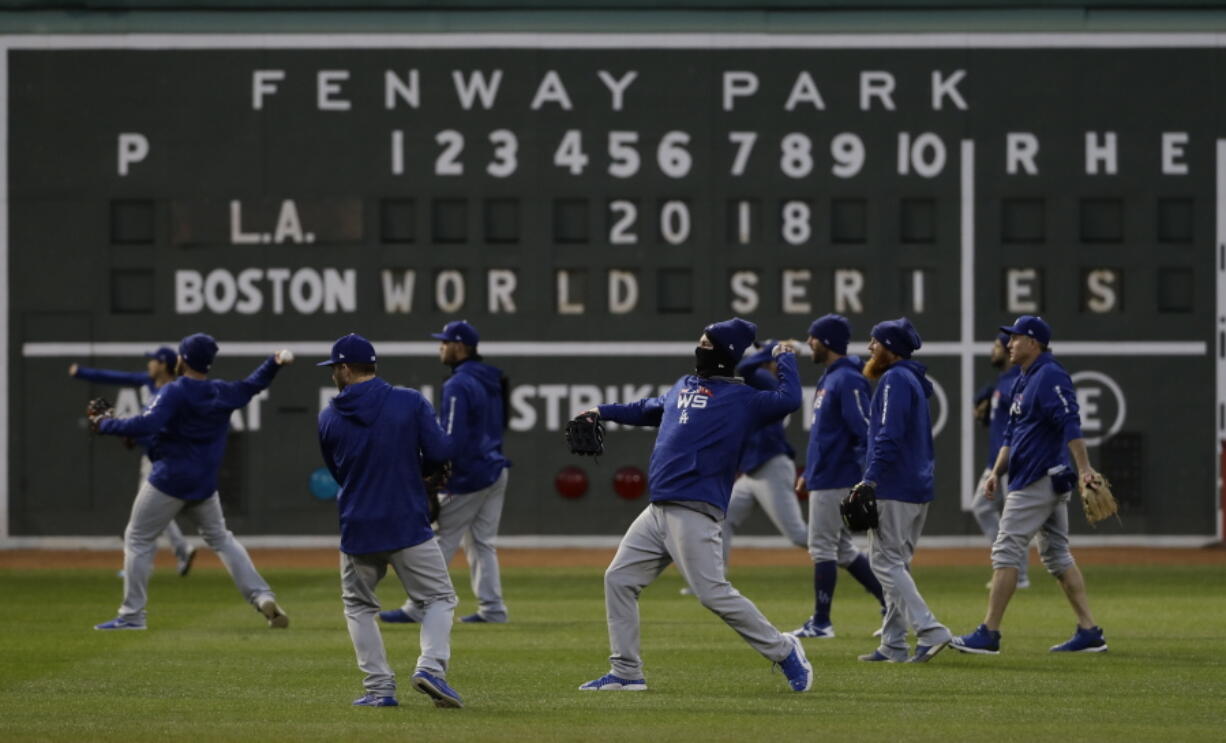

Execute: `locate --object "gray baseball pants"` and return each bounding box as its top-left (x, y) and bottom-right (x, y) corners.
top-left (139, 455), bottom-right (191, 560)
top-left (400, 468), bottom-right (509, 621)
top-left (722, 454), bottom-right (807, 563)
top-left (991, 476), bottom-right (1076, 575)
top-left (118, 482), bottom-right (275, 624)
top-left (869, 499), bottom-right (952, 660)
top-left (807, 488), bottom-right (862, 565)
top-left (970, 469), bottom-right (1029, 581)
top-left (342, 540), bottom-right (458, 697)
top-left (603, 502), bottom-right (794, 679)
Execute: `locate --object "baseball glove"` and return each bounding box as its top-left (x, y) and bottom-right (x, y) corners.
top-left (1079, 470), bottom-right (1119, 526)
top-left (565, 412), bottom-right (605, 458)
top-left (840, 481), bottom-right (879, 532)
top-left (422, 460), bottom-right (452, 524)
top-left (86, 397), bottom-right (113, 433)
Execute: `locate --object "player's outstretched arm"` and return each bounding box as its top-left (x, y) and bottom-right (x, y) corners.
top-left (218, 355), bottom-right (283, 408)
top-left (96, 384), bottom-right (183, 438)
top-left (70, 365), bottom-right (152, 387)
top-left (596, 392), bottom-right (666, 428)
top-left (750, 345), bottom-right (801, 421)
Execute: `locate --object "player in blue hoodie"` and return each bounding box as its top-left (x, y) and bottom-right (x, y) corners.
top-left (89, 334), bottom-right (290, 631)
top-left (790, 314), bottom-right (885, 640)
top-left (720, 340), bottom-right (806, 564)
top-left (70, 346), bottom-right (196, 575)
top-left (382, 320), bottom-right (511, 625)
top-left (577, 318), bottom-right (813, 694)
top-left (953, 316), bottom-right (1108, 655)
top-left (855, 318), bottom-right (953, 664)
top-left (317, 333), bottom-right (464, 709)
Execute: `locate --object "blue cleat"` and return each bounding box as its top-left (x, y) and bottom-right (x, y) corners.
top-left (459, 613), bottom-right (506, 623)
top-left (777, 635), bottom-right (813, 692)
top-left (94, 617), bottom-right (146, 631)
top-left (379, 609), bottom-right (418, 624)
top-left (790, 618), bottom-right (835, 639)
top-left (578, 673), bottom-right (648, 691)
top-left (412, 670), bottom-right (464, 708)
top-left (352, 693), bottom-right (398, 707)
top-left (910, 638), bottom-right (951, 663)
top-left (1050, 626), bottom-right (1108, 653)
top-left (952, 624), bottom-right (1002, 655)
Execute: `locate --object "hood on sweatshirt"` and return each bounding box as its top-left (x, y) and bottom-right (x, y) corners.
top-left (331, 377), bottom-right (392, 426)
top-left (894, 359), bottom-right (934, 399)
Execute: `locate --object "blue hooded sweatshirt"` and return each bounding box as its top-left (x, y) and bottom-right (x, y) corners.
top-left (863, 359), bottom-right (935, 504)
top-left (1001, 352), bottom-right (1083, 492)
top-left (735, 365), bottom-right (796, 474)
top-left (73, 366), bottom-right (163, 453)
top-left (987, 365), bottom-right (1022, 469)
top-left (98, 357), bottom-right (280, 500)
top-left (804, 355), bottom-right (871, 491)
top-left (318, 377), bottom-right (454, 555)
top-left (437, 358), bottom-right (509, 494)
top-left (597, 353), bottom-right (801, 513)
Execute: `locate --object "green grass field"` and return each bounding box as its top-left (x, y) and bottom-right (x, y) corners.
top-left (1, 562), bottom-right (1223, 742)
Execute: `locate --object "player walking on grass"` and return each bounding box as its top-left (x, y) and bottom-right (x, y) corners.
top-left (790, 314), bottom-right (886, 640)
top-left (89, 333), bottom-right (290, 631)
top-left (855, 318), bottom-right (954, 664)
top-left (953, 316), bottom-right (1108, 655)
top-left (576, 318), bottom-right (813, 693)
top-left (71, 346), bottom-right (196, 576)
top-left (719, 340), bottom-right (807, 562)
top-left (970, 333), bottom-right (1029, 589)
top-left (317, 333), bottom-right (465, 709)
top-left (381, 320), bottom-right (511, 625)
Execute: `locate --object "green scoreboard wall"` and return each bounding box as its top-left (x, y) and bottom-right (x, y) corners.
top-left (4, 34), bottom-right (1218, 539)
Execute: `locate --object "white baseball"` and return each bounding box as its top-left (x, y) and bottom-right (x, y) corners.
top-left (277, 349), bottom-right (295, 364)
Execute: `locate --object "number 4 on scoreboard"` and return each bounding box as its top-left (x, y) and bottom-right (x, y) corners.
top-left (555, 130), bottom-right (589, 175)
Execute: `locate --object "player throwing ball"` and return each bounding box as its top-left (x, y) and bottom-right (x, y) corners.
top-left (856, 318), bottom-right (954, 663)
top-left (317, 333), bottom-right (465, 708)
top-left (576, 318), bottom-right (812, 693)
top-left (953, 316), bottom-right (1108, 655)
top-left (791, 314), bottom-right (885, 639)
top-left (89, 333), bottom-right (290, 631)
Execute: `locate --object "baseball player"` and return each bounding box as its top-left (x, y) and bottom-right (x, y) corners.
top-left (970, 333), bottom-right (1029, 589)
top-left (720, 340), bottom-right (807, 562)
top-left (855, 317), bottom-right (953, 663)
top-left (381, 320), bottom-right (510, 625)
top-left (88, 333), bottom-right (290, 631)
top-left (790, 314), bottom-right (886, 639)
top-left (577, 318), bottom-right (813, 693)
top-left (70, 347), bottom-right (197, 576)
top-left (317, 333), bottom-right (464, 708)
top-left (953, 316), bottom-right (1108, 655)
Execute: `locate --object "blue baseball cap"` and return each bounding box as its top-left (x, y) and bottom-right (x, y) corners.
top-left (144, 346), bottom-right (177, 367)
top-left (870, 317), bottom-right (923, 359)
top-left (431, 320), bottom-right (479, 347)
top-left (738, 340), bottom-right (778, 371)
top-left (178, 333), bottom-right (219, 373)
top-left (999, 315), bottom-right (1052, 346)
top-left (704, 317), bottom-right (757, 362)
top-left (808, 314), bottom-right (851, 355)
top-left (317, 333), bottom-right (378, 367)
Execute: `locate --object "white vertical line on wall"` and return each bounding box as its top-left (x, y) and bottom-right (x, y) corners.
top-left (960, 140), bottom-right (976, 512)
top-left (0, 44), bottom-right (10, 539)
top-left (1215, 140), bottom-right (1226, 542)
